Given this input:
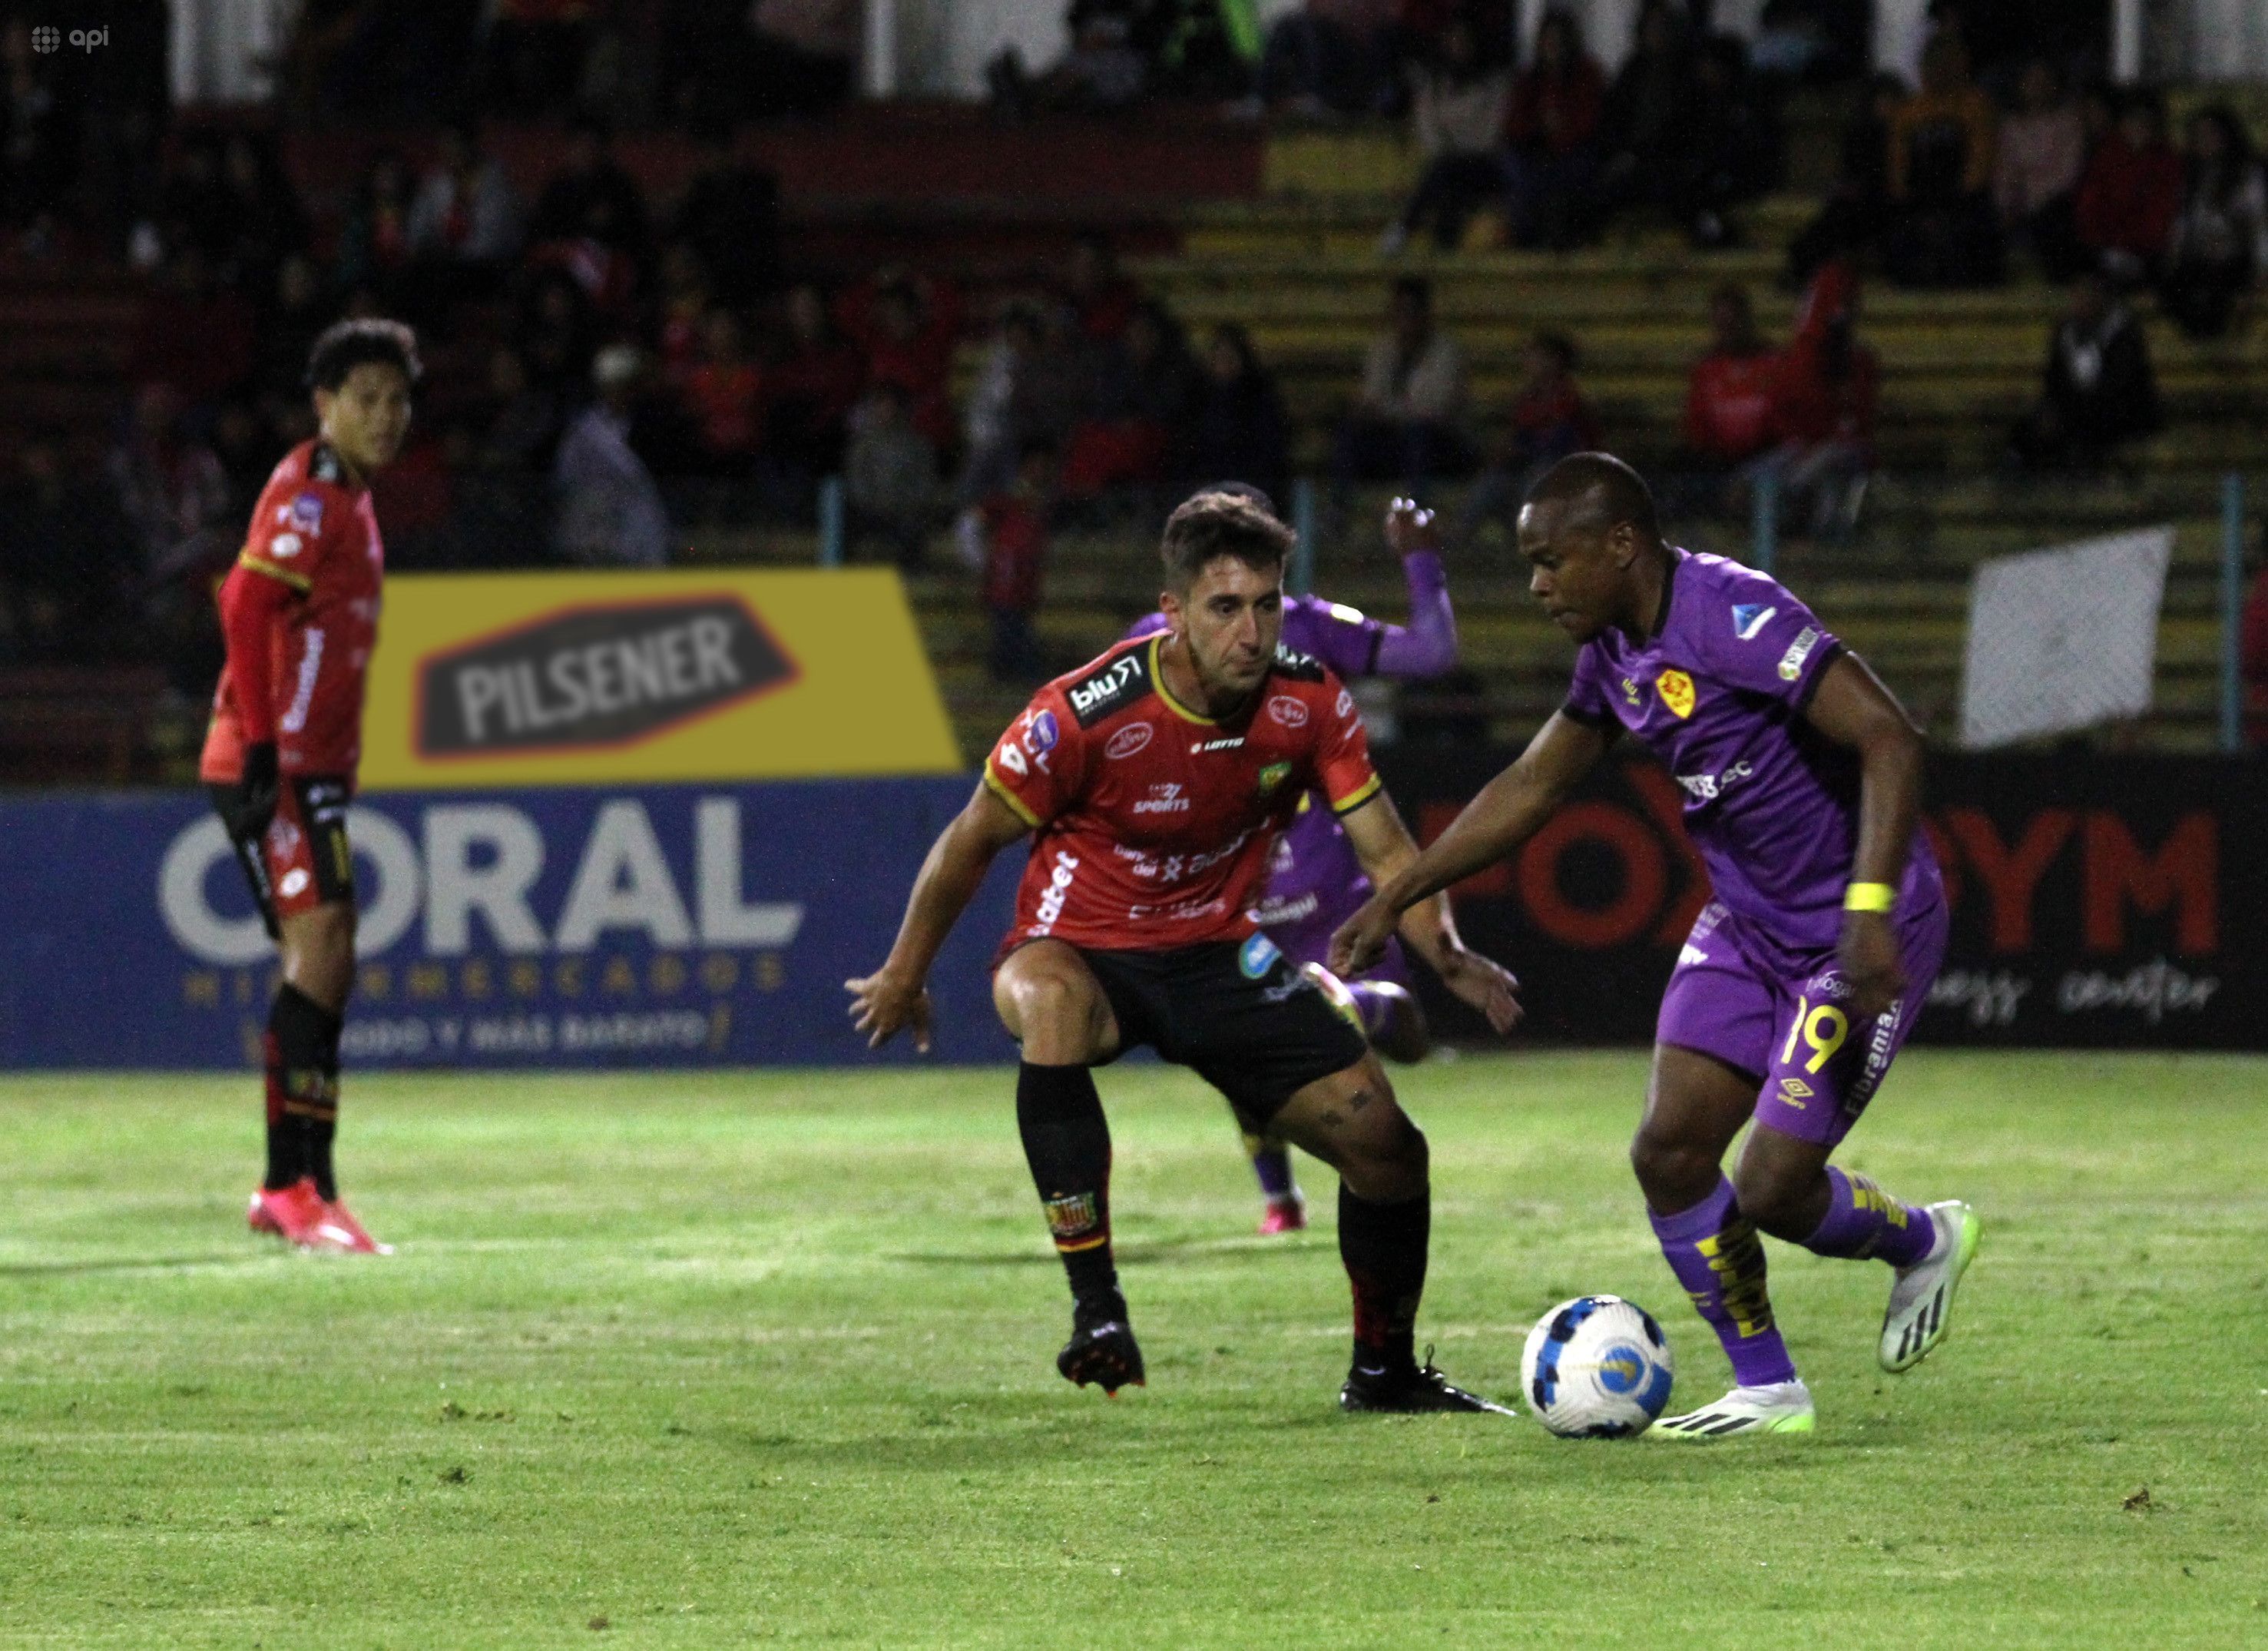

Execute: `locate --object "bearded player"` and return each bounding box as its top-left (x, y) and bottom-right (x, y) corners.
top-left (848, 490), bottom-right (1522, 1411)
top-left (1333, 453), bottom-right (1979, 1439)
top-left (1127, 489), bottom-right (1471, 1235)
top-left (200, 318), bottom-right (418, 1255)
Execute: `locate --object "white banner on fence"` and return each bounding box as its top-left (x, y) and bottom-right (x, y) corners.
top-left (1961, 527), bottom-right (2174, 750)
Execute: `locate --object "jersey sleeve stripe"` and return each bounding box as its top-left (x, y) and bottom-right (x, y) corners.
top-left (982, 760), bottom-right (1044, 827)
top-left (1328, 773), bottom-right (1384, 816)
top-left (237, 552), bottom-right (312, 592)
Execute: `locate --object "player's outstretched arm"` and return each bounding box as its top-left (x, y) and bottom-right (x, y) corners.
top-left (1801, 651), bottom-right (1927, 1019)
top-left (1329, 711), bottom-right (1611, 979)
top-left (1336, 788), bottom-right (1521, 1034)
top-left (846, 781), bottom-right (1030, 1052)
top-left (1374, 497), bottom-right (1458, 679)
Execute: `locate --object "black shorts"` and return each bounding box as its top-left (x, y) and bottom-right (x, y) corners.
top-left (1074, 933), bottom-right (1369, 1125)
top-left (208, 774), bottom-right (355, 939)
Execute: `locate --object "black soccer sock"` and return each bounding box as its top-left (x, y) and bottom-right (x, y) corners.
top-left (1339, 1183), bottom-right (1431, 1375)
top-left (265, 984), bottom-right (343, 1198)
top-left (1015, 1061), bottom-right (1121, 1318)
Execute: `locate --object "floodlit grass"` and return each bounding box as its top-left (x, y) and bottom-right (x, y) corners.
top-left (1, 1051), bottom-right (2263, 1648)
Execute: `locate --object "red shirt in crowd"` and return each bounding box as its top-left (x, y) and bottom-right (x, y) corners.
top-left (978, 491), bottom-right (1049, 615)
top-left (2076, 133), bottom-right (2184, 260)
top-left (1684, 350), bottom-right (1780, 462)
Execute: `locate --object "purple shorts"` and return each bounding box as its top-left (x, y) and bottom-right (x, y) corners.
top-left (1657, 897), bottom-right (1948, 1148)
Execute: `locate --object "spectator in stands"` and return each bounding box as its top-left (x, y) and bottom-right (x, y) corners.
top-left (528, 116), bottom-right (651, 267)
top-left (1062, 300), bottom-right (1195, 502)
top-left (1993, 59), bottom-right (2087, 281)
top-left (107, 382), bottom-right (232, 573)
top-left (1452, 329), bottom-right (1600, 552)
top-left (1334, 275), bottom-right (1469, 492)
top-left (472, 343), bottom-right (565, 475)
top-left (1250, 0), bottom-right (1394, 121)
top-left (669, 122), bottom-right (780, 306)
top-left (1379, 15), bottom-right (1511, 255)
top-left (555, 344), bottom-right (673, 565)
top-left (2160, 106), bottom-right (2268, 340)
top-left (2075, 88), bottom-right (2182, 289)
top-left (518, 266), bottom-right (598, 397)
top-left (1065, 231), bottom-right (1140, 344)
top-left (989, 2), bottom-right (1150, 118)
top-left (1502, 8), bottom-right (1605, 250)
top-left (747, 0), bottom-right (861, 121)
top-left (680, 307), bottom-right (767, 476)
top-left (1181, 322), bottom-right (1290, 507)
top-left (214, 133), bottom-right (308, 290)
top-left (129, 246), bottom-right (258, 410)
top-left (408, 121), bottom-right (522, 289)
top-left (253, 254), bottom-right (334, 407)
top-left (843, 380), bottom-right (939, 570)
top-left (1786, 70), bottom-right (1905, 286)
top-left (1597, 2), bottom-right (1694, 218)
top-left (845, 274), bottom-right (961, 449)
top-left (1672, 282), bottom-right (1780, 513)
top-left (2009, 272), bottom-right (2160, 472)
top-left (1882, 33), bottom-right (2002, 288)
top-left (959, 302), bottom-right (1048, 505)
top-left (1664, 32), bottom-right (1780, 249)
top-left (769, 281), bottom-right (867, 477)
top-left (333, 151), bottom-right (416, 305)
top-left (0, 427), bottom-right (133, 665)
top-left (962, 440), bottom-right (1058, 682)
top-left (1746, 260), bottom-right (1879, 540)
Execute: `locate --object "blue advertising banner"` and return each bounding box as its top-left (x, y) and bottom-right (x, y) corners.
top-left (0, 780), bottom-right (1024, 1070)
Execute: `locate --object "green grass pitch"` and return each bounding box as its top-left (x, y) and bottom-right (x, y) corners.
top-left (2, 1051), bottom-right (2264, 1648)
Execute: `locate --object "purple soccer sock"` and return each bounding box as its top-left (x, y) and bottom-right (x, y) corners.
top-left (1649, 1176), bottom-right (1799, 1388)
top-left (1802, 1166), bottom-right (1935, 1267)
top-left (1245, 1131), bottom-right (1296, 1201)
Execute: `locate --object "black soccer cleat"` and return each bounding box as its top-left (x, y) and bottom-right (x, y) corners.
top-left (1339, 1351), bottom-right (1515, 1416)
top-left (1057, 1315), bottom-right (1146, 1396)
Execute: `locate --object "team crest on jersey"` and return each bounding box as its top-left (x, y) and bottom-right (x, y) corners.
top-left (1239, 932), bottom-right (1283, 980)
top-left (1257, 760), bottom-right (1292, 797)
top-left (1656, 668), bottom-right (1696, 719)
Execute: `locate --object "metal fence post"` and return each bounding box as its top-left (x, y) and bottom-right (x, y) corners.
top-left (818, 475), bottom-right (845, 569)
top-left (1750, 469), bottom-right (1780, 577)
top-left (2222, 472), bottom-right (2246, 753)
top-left (1291, 477), bottom-right (1318, 595)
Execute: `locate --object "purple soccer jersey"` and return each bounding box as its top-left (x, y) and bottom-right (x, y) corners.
top-left (1126, 553), bottom-right (1455, 983)
top-left (1563, 549), bottom-right (1948, 1143)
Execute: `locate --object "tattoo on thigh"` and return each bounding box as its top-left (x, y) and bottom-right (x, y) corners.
top-left (1319, 1109), bottom-right (1345, 1128)
top-left (1346, 1087), bottom-right (1375, 1113)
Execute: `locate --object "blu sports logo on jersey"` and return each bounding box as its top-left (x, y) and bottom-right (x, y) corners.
top-left (1133, 782), bottom-right (1190, 814)
top-left (1731, 603), bottom-right (1778, 641)
top-left (1267, 695), bottom-right (1309, 729)
top-left (1104, 721), bottom-right (1154, 761)
top-left (1239, 931), bottom-right (1283, 979)
top-left (1778, 627), bottom-right (1822, 682)
top-left (1068, 653), bottom-right (1145, 721)
top-left (1656, 668), bottom-right (1697, 720)
top-left (416, 596), bottom-right (796, 759)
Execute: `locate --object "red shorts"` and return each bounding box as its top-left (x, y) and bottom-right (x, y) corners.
top-left (208, 775), bottom-right (355, 936)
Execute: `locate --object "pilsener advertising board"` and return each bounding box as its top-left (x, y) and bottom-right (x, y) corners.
top-left (358, 569), bottom-right (960, 789)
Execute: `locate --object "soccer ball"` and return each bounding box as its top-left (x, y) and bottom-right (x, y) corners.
top-left (1520, 1295), bottom-right (1675, 1437)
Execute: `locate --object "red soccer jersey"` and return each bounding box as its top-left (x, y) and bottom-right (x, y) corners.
top-left (982, 634), bottom-right (1383, 953)
top-left (199, 439), bottom-right (386, 784)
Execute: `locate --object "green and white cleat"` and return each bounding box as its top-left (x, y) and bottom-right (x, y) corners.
top-left (1651, 1379), bottom-right (1815, 1440)
top-left (1880, 1199), bottom-right (1980, 1373)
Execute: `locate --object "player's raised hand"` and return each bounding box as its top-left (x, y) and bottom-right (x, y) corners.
top-left (1435, 944), bottom-right (1524, 1035)
top-left (1328, 895), bottom-right (1399, 981)
top-left (846, 967), bottom-right (934, 1053)
top-left (1838, 912), bottom-right (1906, 1021)
top-left (1383, 497), bottom-right (1439, 561)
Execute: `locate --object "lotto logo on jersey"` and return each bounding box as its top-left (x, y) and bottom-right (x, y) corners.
top-left (416, 597), bottom-right (796, 759)
top-left (1266, 695), bottom-right (1309, 729)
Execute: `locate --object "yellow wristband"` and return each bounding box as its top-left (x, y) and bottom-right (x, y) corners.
top-left (1843, 882), bottom-right (1896, 913)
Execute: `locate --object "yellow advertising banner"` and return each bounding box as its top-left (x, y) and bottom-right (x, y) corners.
top-left (357, 569), bottom-right (959, 790)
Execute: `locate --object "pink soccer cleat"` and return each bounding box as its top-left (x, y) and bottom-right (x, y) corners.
top-left (1258, 1194), bottom-right (1308, 1236)
top-left (247, 1178), bottom-right (331, 1247)
top-left (316, 1196), bottom-right (393, 1255)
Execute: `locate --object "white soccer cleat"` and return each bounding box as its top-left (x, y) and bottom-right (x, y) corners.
top-left (1651, 1379), bottom-right (1815, 1440)
top-left (1880, 1199), bottom-right (1979, 1373)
